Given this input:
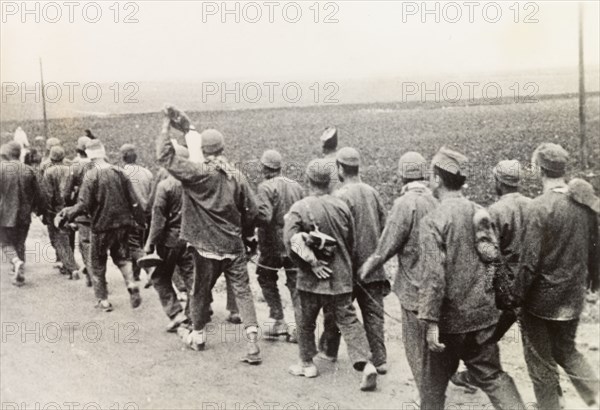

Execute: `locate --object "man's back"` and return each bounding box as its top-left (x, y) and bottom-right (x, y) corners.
top-left (334, 182), bottom-right (385, 282)
top-left (0, 160), bottom-right (41, 227)
top-left (488, 192), bottom-right (531, 264)
top-left (43, 162), bottom-right (71, 216)
top-left (167, 158), bottom-right (258, 255)
top-left (386, 182), bottom-right (438, 310)
top-left (285, 194), bottom-right (354, 295)
top-left (122, 163), bottom-right (153, 212)
top-left (78, 164), bottom-right (137, 232)
top-left (148, 176), bottom-right (184, 248)
top-left (257, 176), bottom-right (304, 257)
top-left (419, 194), bottom-right (498, 334)
top-left (519, 190), bottom-right (598, 320)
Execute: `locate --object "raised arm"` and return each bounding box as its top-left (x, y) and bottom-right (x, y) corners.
top-left (156, 105), bottom-right (205, 183)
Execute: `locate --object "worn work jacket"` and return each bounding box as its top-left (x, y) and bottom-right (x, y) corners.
top-left (66, 162), bottom-right (143, 233)
top-left (284, 194), bottom-right (355, 295)
top-left (418, 191), bottom-right (499, 334)
top-left (362, 182), bottom-right (438, 311)
top-left (42, 161), bottom-right (71, 218)
top-left (256, 176), bottom-right (304, 258)
top-left (157, 132), bottom-right (258, 255)
top-left (334, 180), bottom-right (387, 284)
top-left (0, 160), bottom-right (45, 227)
top-left (147, 176), bottom-right (184, 249)
top-left (517, 186), bottom-right (599, 321)
top-left (488, 192), bottom-right (531, 266)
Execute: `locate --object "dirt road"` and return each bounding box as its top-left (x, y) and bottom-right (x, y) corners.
top-left (1, 220), bottom-right (598, 410)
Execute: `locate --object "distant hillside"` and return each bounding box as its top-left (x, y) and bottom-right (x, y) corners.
top-left (1, 67), bottom-right (599, 122)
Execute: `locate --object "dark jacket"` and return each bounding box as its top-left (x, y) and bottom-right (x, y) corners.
top-left (418, 192), bottom-right (499, 334)
top-left (147, 176), bottom-right (184, 248)
top-left (361, 181), bottom-right (438, 311)
top-left (63, 158), bottom-right (93, 224)
top-left (157, 133), bottom-right (258, 255)
top-left (284, 194), bottom-right (355, 295)
top-left (256, 176), bottom-right (304, 258)
top-left (0, 160), bottom-right (45, 227)
top-left (488, 192), bottom-right (532, 265)
top-left (42, 161), bottom-right (71, 218)
top-left (65, 162), bottom-right (144, 232)
top-left (517, 187), bottom-right (599, 320)
top-left (334, 181), bottom-right (387, 284)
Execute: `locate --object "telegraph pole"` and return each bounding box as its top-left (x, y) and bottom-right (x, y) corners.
top-left (39, 58), bottom-right (49, 138)
top-left (578, 3), bottom-right (588, 168)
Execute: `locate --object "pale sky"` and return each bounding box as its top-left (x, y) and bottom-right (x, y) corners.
top-left (1, 1), bottom-right (599, 83)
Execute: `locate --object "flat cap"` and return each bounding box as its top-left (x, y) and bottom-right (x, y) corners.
top-left (77, 136), bottom-right (91, 151)
top-left (85, 139), bottom-right (106, 160)
top-left (568, 178), bottom-right (599, 213)
top-left (49, 145), bottom-right (66, 162)
top-left (431, 146), bottom-right (468, 176)
top-left (532, 143), bottom-right (569, 174)
top-left (398, 151), bottom-right (427, 179)
top-left (46, 137), bottom-right (61, 150)
top-left (306, 158), bottom-right (332, 184)
top-left (260, 149), bottom-right (282, 170)
top-left (0, 141), bottom-right (22, 159)
top-left (119, 143), bottom-right (136, 155)
top-left (200, 129), bottom-right (224, 155)
top-left (336, 147), bottom-right (360, 167)
top-left (493, 160), bottom-right (522, 187)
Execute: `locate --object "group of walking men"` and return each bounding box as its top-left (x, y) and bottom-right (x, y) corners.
top-left (1, 104), bottom-right (598, 409)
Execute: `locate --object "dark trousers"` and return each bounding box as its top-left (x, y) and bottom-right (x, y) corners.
top-left (319, 281), bottom-right (389, 367)
top-left (189, 251), bottom-right (258, 331)
top-left (78, 223), bottom-right (91, 272)
top-left (90, 228), bottom-right (133, 300)
top-left (256, 254), bottom-right (301, 325)
top-left (402, 307), bottom-right (429, 394)
top-left (152, 242), bottom-right (194, 319)
top-left (225, 275), bottom-right (239, 313)
top-left (298, 291), bottom-right (371, 369)
top-left (128, 225), bottom-right (145, 279)
top-left (520, 311), bottom-right (599, 409)
top-left (0, 225), bottom-right (29, 263)
top-left (47, 224), bottom-right (79, 272)
top-left (421, 324), bottom-right (524, 410)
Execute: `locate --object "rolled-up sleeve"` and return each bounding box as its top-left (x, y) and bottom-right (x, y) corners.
top-left (417, 215), bottom-right (446, 323)
top-left (156, 123), bottom-right (205, 184)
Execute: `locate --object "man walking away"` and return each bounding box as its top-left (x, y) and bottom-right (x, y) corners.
top-left (516, 143), bottom-right (599, 410)
top-left (63, 136), bottom-right (94, 287)
top-left (120, 143), bottom-right (153, 282)
top-left (320, 147), bottom-right (389, 374)
top-left (0, 142), bottom-right (46, 286)
top-left (144, 145), bottom-right (194, 333)
top-left (284, 158), bottom-right (378, 391)
top-left (452, 159), bottom-right (533, 392)
top-left (255, 149), bottom-right (304, 341)
top-left (42, 146), bottom-right (81, 280)
top-left (418, 147), bottom-right (524, 410)
top-left (61, 140), bottom-right (145, 311)
top-left (40, 137), bottom-right (63, 175)
top-left (157, 105), bottom-right (261, 365)
top-left (359, 151), bottom-right (437, 393)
